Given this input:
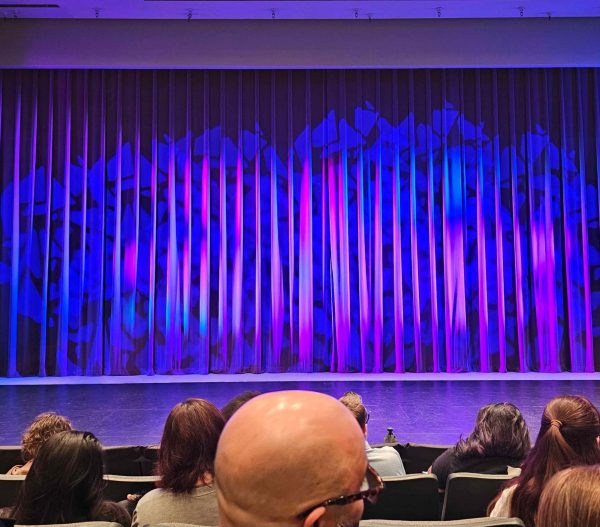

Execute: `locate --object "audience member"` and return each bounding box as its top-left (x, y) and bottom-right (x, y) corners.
top-left (4, 430), bottom-right (130, 526)
top-left (220, 391), bottom-right (261, 421)
top-left (536, 465), bottom-right (600, 527)
top-left (489, 395), bottom-right (600, 527)
top-left (131, 398), bottom-right (225, 527)
top-left (6, 412), bottom-right (72, 475)
top-left (339, 391), bottom-right (406, 477)
top-left (216, 390), bottom-right (383, 527)
top-left (430, 403), bottom-right (530, 490)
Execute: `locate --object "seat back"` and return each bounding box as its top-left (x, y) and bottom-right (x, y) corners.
top-left (442, 473), bottom-right (514, 520)
top-left (360, 518), bottom-right (525, 526)
top-left (393, 443), bottom-right (451, 474)
top-left (102, 475), bottom-right (158, 502)
top-left (149, 524), bottom-right (211, 527)
top-left (139, 446), bottom-right (158, 476)
top-left (0, 447), bottom-right (22, 474)
top-left (362, 474), bottom-right (441, 521)
top-left (0, 474), bottom-right (26, 508)
top-left (103, 446), bottom-right (146, 477)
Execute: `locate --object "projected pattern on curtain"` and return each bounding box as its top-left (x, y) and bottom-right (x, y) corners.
top-left (1, 69), bottom-right (599, 376)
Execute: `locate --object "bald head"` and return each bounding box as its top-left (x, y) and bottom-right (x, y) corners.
top-left (216, 390), bottom-right (367, 527)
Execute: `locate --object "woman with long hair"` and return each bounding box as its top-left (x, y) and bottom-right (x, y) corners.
top-left (489, 395), bottom-right (600, 527)
top-left (132, 398), bottom-right (225, 527)
top-left (430, 403), bottom-right (530, 490)
top-left (536, 465), bottom-right (600, 527)
top-left (9, 430), bottom-right (130, 525)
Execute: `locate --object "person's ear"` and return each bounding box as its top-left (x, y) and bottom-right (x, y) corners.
top-left (302, 506), bottom-right (326, 527)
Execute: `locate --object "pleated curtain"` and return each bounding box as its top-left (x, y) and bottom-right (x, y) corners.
top-left (1, 68), bottom-right (599, 375)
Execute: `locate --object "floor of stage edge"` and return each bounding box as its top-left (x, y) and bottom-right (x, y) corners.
top-left (1, 373), bottom-right (600, 446)
top-left (1, 371), bottom-right (600, 386)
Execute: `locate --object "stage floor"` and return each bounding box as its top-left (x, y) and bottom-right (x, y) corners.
top-left (1, 374), bottom-right (600, 446)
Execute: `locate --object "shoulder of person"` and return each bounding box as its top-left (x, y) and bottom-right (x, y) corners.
top-left (489, 484), bottom-right (518, 517)
top-left (96, 500), bottom-right (132, 527)
top-left (432, 446), bottom-right (457, 466)
top-left (135, 487), bottom-right (162, 506)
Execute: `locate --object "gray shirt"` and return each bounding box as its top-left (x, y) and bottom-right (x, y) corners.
top-left (366, 441), bottom-right (406, 477)
top-left (132, 485), bottom-right (219, 527)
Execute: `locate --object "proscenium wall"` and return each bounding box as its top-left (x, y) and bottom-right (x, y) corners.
top-left (1, 18), bottom-right (600, 69)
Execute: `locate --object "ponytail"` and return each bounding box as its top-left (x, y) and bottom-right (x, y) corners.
top-left (492, 396), bottom-right (600, 527)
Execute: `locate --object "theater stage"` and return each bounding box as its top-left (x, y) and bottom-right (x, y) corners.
top-left (1, 373), bottom-right (599, 447)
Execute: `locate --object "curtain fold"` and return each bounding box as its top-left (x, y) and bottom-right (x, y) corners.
top-left (1, 68), bottom-right (599, 376)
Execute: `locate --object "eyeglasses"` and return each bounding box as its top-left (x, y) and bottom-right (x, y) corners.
top-left (298, 465), bottom-right (384, 519)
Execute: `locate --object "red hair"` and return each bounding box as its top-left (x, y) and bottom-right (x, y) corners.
top-left (157, 398), bottom-right (225, 493)
top-left (491, 395), bottom-right (600, 527)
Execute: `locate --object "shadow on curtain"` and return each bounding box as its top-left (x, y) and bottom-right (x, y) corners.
top-left (1, 68), bottom-right (599, 375)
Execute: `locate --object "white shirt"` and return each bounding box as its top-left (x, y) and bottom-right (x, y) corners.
top-left (365, 441), bottom-right (406, 477)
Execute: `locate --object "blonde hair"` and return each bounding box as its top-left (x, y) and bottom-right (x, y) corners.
top-left (21, 412), bottom-right (73, 462)
top-left (536, 465), bottom-right (600, 527)
top-left (339, 391), bottom-right (368, 429)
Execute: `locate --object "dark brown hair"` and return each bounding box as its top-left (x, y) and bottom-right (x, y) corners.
top-left (21, 412), bottom-right (73, 462)
top-left (536, 465), bottom-right (600, 527)
top-left (221, 391), bottom-right (261, 422)
top-left (455, 403), bottom-right (530, 460)
top-left (490, 395), bottom-right (600, 527)
top-left (157, 398), bottom-right (225, 493)
top-left (13, 431), bottom-right (105, 524)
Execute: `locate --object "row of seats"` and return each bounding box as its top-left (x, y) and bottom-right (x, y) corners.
top-left (363, 473), bottom-right (512, 521)
top-left (0, 520), bottom-right (527, 527)
top-left (0, 442), bottom-right (448, 477)
top-left (0, 475), bottom-right (158, 508)
top-left (0, 471), bottom-right (510, 521)
top-left (360, 520), bottom-right (525, 526)
top-left (0, 446), bottom-right (159, 477)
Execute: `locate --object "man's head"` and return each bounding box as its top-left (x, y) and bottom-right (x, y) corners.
top-left (220, 391), bottom-right (261, 422)
top-left (21, 412), bottom-right (73, 463)
top-left (216, 390), bottom-right (373, 527)
top-left (339, 392), bottom-right (368, 436)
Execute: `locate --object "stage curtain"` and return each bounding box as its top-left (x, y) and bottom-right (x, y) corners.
top-left (1, 69), bottom-right (599, 376)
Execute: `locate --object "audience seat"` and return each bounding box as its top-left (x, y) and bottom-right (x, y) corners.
top-left (103, 446), bottom-right (147, 477)
top-left (360, 519), bottom-right (525, 526)
top-left (392, 443), bottom-right (451, 474)
top-left (362, 474), bottom-right (441, 521)
top-left (149, 524), bottom-right (211, 527)
top-left (139, 446), bottom-right (158, 476)
top-left (0, 475), bottom-right (25, 508)
top-left (441, 473), bottom-right (515, 520)
top-left (0, 448), bottom-right (22, 474)
top-left (102, 475), bottom-right (159, 502)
